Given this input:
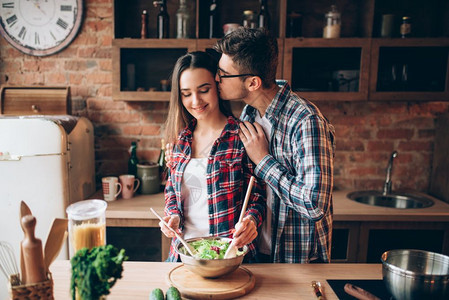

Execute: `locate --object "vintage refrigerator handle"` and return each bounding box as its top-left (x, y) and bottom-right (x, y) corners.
top-left (0, 152), bottom-right (66, 161)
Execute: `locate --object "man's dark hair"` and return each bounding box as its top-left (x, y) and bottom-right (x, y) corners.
top-left (214, 27), bottom-right (278, 89)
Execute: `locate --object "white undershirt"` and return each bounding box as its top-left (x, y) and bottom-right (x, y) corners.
top-left (181, 158), bottom-right (209, 240)
top-left (255, 111), bottom-right (273, 255)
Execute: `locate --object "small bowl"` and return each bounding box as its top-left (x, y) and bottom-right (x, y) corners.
top-left (381, 249), bottom-right (449, 300)
top-left (175, 236), bottom-right (248, 278)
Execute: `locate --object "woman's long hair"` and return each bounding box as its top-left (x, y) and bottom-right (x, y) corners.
top-left (164, 51), bottom-right (233, 144)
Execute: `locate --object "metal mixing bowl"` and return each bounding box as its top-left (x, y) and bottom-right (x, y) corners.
top-left (175, 236), bottom-right (248, 278)
top-left (381, 249), bottom-right (449, 300)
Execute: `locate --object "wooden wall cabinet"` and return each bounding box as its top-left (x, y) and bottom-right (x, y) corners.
top-left (112, 0), bottom-right (449, 102)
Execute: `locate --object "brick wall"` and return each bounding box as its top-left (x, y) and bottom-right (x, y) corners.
top-left (1, 0), bottom-right (449, 193)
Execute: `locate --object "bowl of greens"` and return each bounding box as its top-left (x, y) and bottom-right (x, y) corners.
top-left (176, 236), bottom-right (248, 278)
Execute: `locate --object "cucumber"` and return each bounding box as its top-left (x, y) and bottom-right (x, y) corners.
top-left (166, 286), bottom-right (181, 300)
top-left (149, 288), bottom-right (164, 300)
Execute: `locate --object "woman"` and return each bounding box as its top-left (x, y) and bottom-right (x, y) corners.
top-left (161, 51), bottom-right (266, 262)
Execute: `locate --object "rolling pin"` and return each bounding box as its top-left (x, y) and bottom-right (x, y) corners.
top-left (21, 215), bottom-right (47, 284)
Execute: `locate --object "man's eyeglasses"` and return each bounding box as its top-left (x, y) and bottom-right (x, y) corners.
top-left (216, 68), bottom-right (255, 83)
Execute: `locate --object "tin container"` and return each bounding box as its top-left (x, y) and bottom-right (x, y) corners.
top-left (137, 163), bottom-right (160, 194)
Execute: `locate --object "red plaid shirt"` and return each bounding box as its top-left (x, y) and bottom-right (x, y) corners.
top-left (164, 116), bottom-right (266, 261)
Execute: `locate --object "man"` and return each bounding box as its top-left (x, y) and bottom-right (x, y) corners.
top-left (214, 28), bottom-right (335, 263)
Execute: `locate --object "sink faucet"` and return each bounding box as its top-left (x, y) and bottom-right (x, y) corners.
top-left (383, 151), bottom-right (398, 195)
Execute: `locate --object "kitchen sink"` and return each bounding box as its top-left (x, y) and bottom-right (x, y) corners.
top-left (347, 190), bottom-right (434, 209)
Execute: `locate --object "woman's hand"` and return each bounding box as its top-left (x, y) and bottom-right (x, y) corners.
top-left (165, 143), bottom-right (173, 168)
top-left (159, 214), bottom-right (181, 238)
top-left (232, 216), bottom-right (258, 248)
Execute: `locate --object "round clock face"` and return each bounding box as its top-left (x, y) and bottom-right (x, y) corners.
top-left (0, 0), bottom-right (83, 56)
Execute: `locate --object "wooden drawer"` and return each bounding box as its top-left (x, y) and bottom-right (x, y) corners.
top-left (0, 86), bottom-right (70, 115)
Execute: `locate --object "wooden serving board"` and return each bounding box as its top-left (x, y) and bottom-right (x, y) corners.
top-left (167, 265), bottom-right (255, 300)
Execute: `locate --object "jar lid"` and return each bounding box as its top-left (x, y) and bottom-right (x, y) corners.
top-left (402, 16), bottom-right (411, 20)
top-left (243, 10), bottom-right (254, 16)
top-left (66, 199), bottom-right (107, 220)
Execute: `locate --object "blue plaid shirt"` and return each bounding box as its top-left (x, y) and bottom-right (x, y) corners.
top-left (241, 80), bottom-right (335, 263)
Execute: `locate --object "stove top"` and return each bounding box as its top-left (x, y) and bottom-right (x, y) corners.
top-left (326, 279), bottom-right (393, 300)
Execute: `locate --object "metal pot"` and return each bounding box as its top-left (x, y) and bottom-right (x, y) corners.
top-left (381, 249), bottom-right (449, 300)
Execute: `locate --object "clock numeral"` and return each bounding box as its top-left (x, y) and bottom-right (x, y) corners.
top-left (60, 5), bottom-right (72, 12)
top-left (6, 14), bottom-right (17, 27)
top-left (50, 31), bottom-right (57, 41)
top-left (18, 26), bottom-right (27, 40)
top-left (35, 32), bottom-right (40, 45)
top-left (56, 18), bottom-right (68, 30)
top-left (2, 2), bottom-right (14, 8)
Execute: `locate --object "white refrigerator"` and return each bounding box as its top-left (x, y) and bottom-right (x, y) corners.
top-left (0, 115), bottom-right (96, 298)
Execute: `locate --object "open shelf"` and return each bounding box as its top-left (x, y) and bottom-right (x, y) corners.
top-left (113, 0), bottom-right (449, 102)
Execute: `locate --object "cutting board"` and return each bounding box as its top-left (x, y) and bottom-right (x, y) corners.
top-left (167, 265), bottom-right (255, 300)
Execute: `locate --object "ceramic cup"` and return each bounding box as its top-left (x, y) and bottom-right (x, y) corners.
top-left (119, 174), bottom-right (140, 199)
top-left (102, 176), bottom-right (122, 201)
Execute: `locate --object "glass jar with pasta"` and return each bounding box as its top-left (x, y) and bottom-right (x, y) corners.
top-left (66, 199), bottom-right (107, 257)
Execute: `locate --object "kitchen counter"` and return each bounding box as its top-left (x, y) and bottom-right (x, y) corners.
top-left (92, 189), bottom-right (449, 225)
top-left (51, 260), bottom-right (382, 299)
top-left (91, 190), bottom-right (449, 262)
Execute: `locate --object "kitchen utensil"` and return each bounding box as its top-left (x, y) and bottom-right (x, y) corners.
top-left (44, 218), bottom-right (68, 271)
top-left (344, 283), bottom-right (381, 300)
top-left (167, 264), bottom-right (255, 299)
top-left (21, 215), bottom-right (47, 284)
top-left (19, 200), bottom-right (32, 284)
top-left (176, 236), bottom-right (248, 278)
top-left (311, 281), bottom-right (325, 299)
top-left (0, 241), bottom-right (20, 285)
top-left (224, 176), bottom-right (255, 259)
top-left (381, 249), bottom-right (449, 300)
top-left (150, 207), bottom-right (197, 257)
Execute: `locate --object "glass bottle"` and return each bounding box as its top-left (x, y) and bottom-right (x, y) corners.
top-left (157, 139), bottom-right (168, 191)
top-left (153, 0), bottom-right (169, 39)
top-left (209, 0), bottom-right (218, 38)
top-left (128, 141), bottom-right (139, 176)
top-left (141, 10), bottom-right (148, 39)
top-left (323, 5), bottom-right (341, 38)
top-left (258, 0), bottom-right (270, 30)
top-left (400, 16), bottom-right (411, 38)
top-left (176, 0), bottom-right (190, 38)
top-left (243, 10), bottom-right (256, 29)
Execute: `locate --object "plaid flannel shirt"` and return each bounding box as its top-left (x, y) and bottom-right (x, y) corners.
top-left (241, 80), bottom-right (335, 263)
top-left (164, 116), bottom-right (266, 262)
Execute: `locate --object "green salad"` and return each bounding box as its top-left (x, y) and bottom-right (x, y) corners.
top-left (181, 238), bottom-right (244, 259)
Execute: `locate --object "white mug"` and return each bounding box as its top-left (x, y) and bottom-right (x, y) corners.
top-left (102, 176), bottom-right (122, 201)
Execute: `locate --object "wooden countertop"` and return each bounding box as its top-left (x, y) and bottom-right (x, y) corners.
top-left (90, 190), bottom-right (449, 225)
top-left (51, 260), bottom-right (382, 299)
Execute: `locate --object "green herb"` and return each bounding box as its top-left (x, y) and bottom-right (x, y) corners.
top-left (182, 239), bottom-right (243, 259)
top-left (70, 245), bottom-right (128, 300)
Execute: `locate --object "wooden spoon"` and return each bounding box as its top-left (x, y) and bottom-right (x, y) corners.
top-left (44, 218), bottom-right (68, 272)
top-left (150, 208), bottom-right (197, 257)
top-left (224, 176), bottom-right (256, 259)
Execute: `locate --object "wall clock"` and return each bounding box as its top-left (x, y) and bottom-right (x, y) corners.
top-left (0, 0), bottom-right (83, 56)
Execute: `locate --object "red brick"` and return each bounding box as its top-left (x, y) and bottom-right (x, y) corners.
top-left (69, 74), bottom-right (84, 85)
top-left (377, 129), bottom-right (414, 140)
top-left (336, 140), bottom-right (365, 151)
top-left (102, 111), bottom-right (138, 123)
top-left (86, 72), bottom-right (112, 84)
top-left (366, 141), bottom-right (394, 152)
top-left (397, 141), bottom-right (433, 152)
top-left (65, 60), bottom-right (87, 71)
top-left (142, 125), bottom-right (161, 135)
top-left (348, 167), bottom-right (382, 176)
